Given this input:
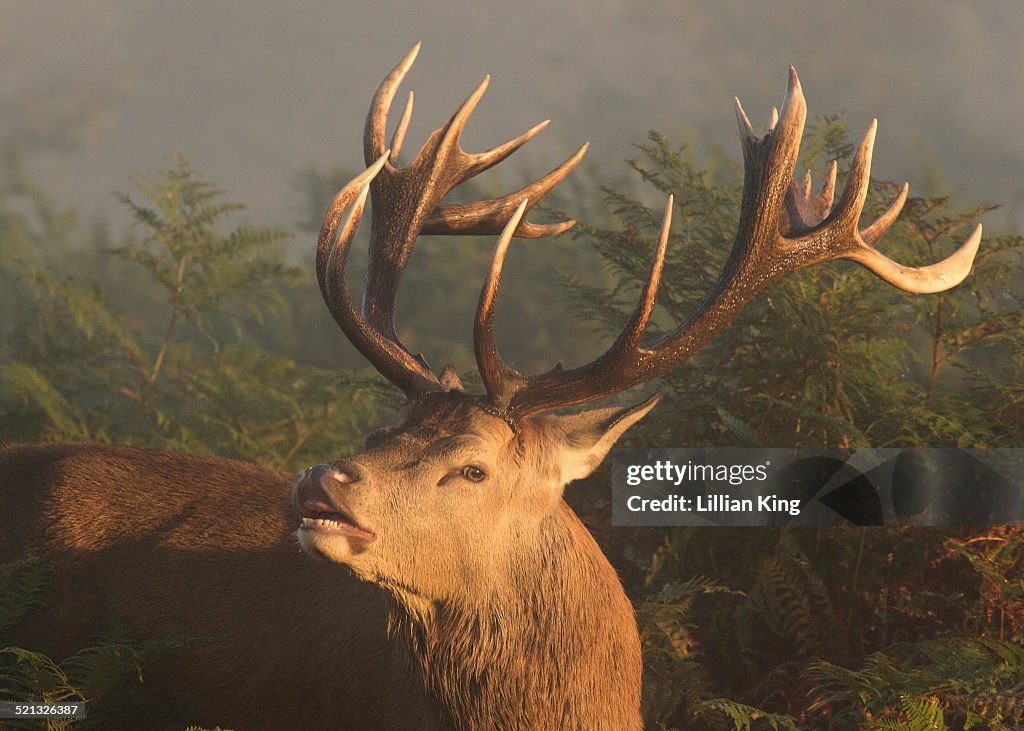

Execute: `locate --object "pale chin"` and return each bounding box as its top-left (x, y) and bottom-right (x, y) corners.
top-left (295, 528), bottom-right (355, 564)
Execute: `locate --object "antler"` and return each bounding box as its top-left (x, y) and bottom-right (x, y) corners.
top-left (317, 43), bottom-right (586, 397)
top-left (476, 66), bottom-right (983, 418)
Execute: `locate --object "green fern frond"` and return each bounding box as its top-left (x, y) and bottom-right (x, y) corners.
top-left (693, 697), bottom-right (803, 730)
top-left (0, 552), bottom-right (51, 637)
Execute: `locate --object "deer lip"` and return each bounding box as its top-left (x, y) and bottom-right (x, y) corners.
top-left (299, 500), bottom-right (375, 541)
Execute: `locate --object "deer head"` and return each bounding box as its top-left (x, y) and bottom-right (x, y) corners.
top-left (291, 44), bottom-right (981, 728)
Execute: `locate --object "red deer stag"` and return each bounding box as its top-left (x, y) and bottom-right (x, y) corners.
top-left (0, 44), bottom-right (981, 730)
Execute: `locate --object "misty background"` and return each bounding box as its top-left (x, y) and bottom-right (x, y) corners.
top-left (2, 1), bottom-right (1022, 376)
top-left (3, 1), bottom-right (1021, 231)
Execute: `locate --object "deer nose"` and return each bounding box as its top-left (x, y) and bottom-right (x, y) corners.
top-left (313, 462), bottom-right (362, 490)
top-left (295, 462), bottom-right (363, 515)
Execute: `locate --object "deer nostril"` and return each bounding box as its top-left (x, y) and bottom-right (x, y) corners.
top-left (313, 461), bottom-right (362, 489)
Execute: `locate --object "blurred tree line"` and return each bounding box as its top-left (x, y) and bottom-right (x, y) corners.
top-left (1, 115), bottom-right (1023, 728)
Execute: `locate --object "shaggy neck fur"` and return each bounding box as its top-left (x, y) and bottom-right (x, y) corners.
top-left (387, 501), bottom-right (643, 731)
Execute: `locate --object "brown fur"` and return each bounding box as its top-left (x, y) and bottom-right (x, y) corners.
top-left (0, 395), bottom-right (649, 729)
top-left (0, 443), bottom-right (431, 729)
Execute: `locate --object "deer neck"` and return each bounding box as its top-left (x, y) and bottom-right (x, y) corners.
top-left (386, 500), bottom-right (642, 731)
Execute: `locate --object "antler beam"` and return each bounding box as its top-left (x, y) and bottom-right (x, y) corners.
top-left (476, 66), bottom-right (982, 418)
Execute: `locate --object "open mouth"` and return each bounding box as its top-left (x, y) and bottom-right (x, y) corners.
top-left (296, 473), bottom-right (376, 542)
top-left (299, 509), bottom-right (375, 540)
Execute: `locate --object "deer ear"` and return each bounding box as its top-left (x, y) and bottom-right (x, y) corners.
top-left (548, 393), bottom-right (660, 485)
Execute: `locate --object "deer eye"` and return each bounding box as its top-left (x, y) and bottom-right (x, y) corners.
top-left (461, 465), bottom-right (487, 483)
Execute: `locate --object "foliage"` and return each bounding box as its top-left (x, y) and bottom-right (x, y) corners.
top-left (0, 552), bottom-right (201, 729)
top-left (563, 118), bottom-right (1024, 729)
top-left (807, 636), bottom-right (1024, 729)
top-left (0, 154), bottom-right (388, 470)
top-left (638, 575), bottom-right (728, 722)
top-left (0, 551), bottom-right (48, 639)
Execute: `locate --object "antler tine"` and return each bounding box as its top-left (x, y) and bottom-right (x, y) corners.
top-left (366, 43), bottom-right (420, 164)
top-left (613, 196), bottom-right (674, 349)
top-left (365, 43), bottom-right (414, 165)
top-left (783, 160), bottom-right (837, 234)
top-left (847, 218), bottom-right (982, 293)
top-left (316, 152), bottom-right (388, 303)
top-left (860, 181), bottom-right (907, 246)
top-left (422, 143), bottom-right (588, 238)
top-left (496, 66), bottom-right (983, 419)
top-left (389, 91), bottom-right (414, 163)
top-left (821, 160), bottom-right (838, 208)
top-left (475, 199), bottom-right (531, 408)
top-left (465, 119), bottom-right (551, 179)
top-left (316, 152), bottom-right (443, 397)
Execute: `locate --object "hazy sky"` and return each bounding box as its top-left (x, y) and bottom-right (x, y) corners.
top-left (3, 1), bottom-right (1022, 233)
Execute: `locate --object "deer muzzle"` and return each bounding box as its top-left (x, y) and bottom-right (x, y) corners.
top-left (294, 463), bottom-right (376, 543)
